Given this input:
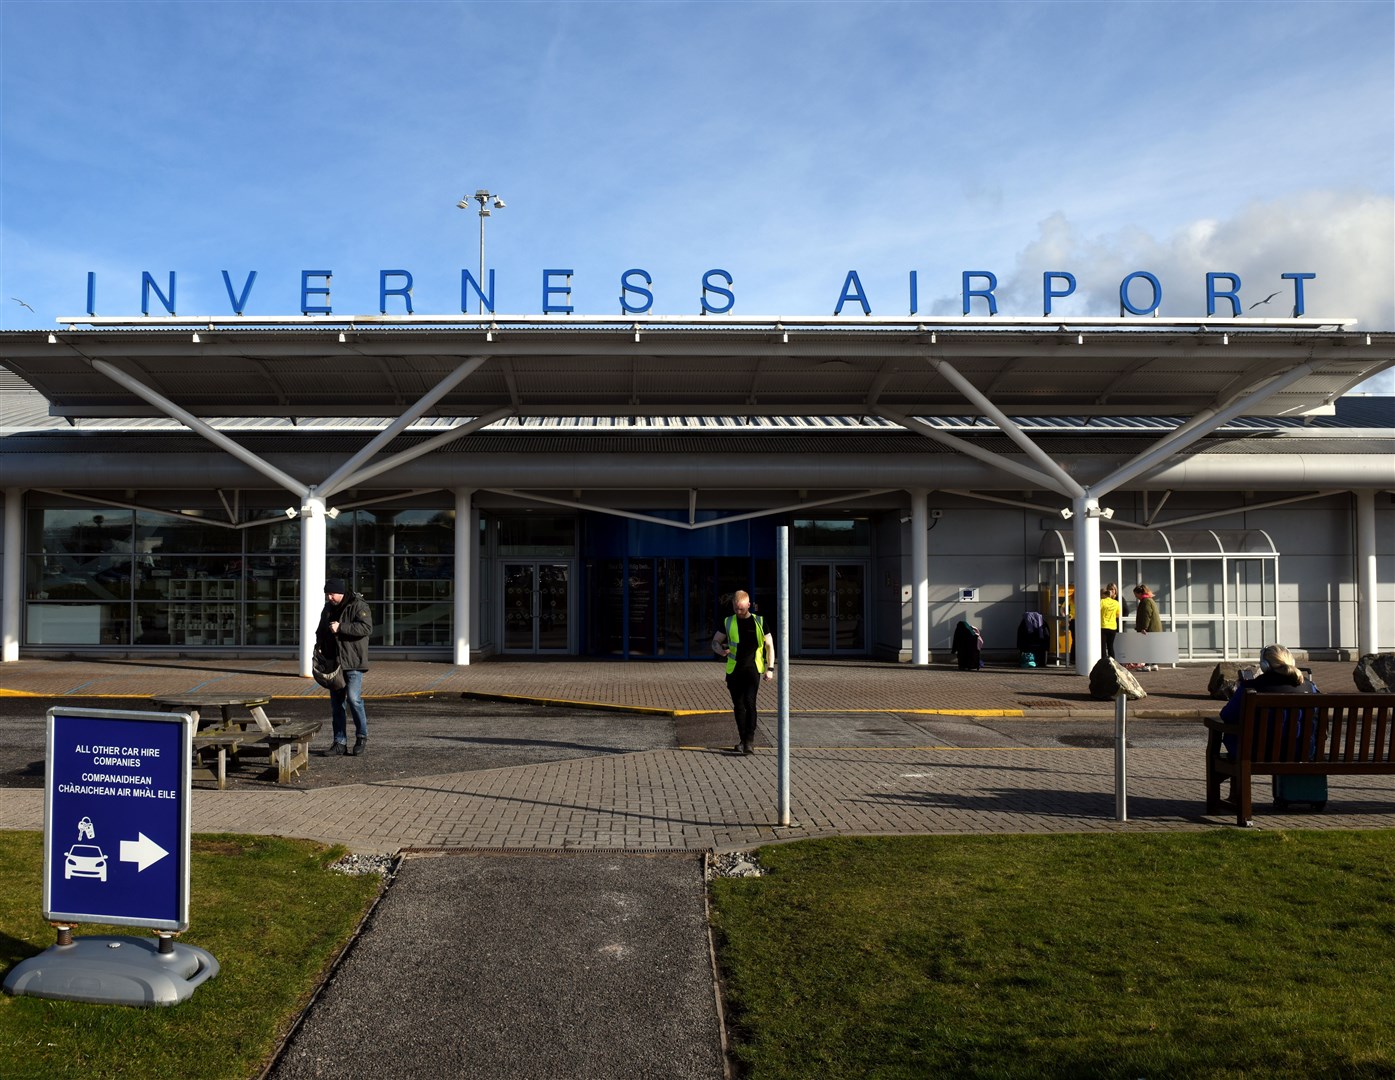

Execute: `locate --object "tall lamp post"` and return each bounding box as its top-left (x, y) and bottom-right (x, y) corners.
top-left (456, 189), bottom-right (505, 314)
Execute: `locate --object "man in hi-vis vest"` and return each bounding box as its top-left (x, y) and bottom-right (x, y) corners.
top-left (711, 589), bottom-right (775, 756)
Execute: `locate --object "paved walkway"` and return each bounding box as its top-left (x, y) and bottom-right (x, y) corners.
top-left (0, 657), bottom-right (1388, 852)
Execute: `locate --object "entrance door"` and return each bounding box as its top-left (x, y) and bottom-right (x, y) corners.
top-left (501, 562), bottom-right (572, 653)
top-left (797, 562), bottom-right (867, 654)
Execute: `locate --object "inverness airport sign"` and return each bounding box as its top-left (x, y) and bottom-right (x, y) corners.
top-left (83, 267), bottom-right (1319, 320)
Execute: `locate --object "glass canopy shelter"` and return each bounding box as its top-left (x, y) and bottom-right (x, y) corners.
top-left (1038, 529), bottom-right (1279, 663)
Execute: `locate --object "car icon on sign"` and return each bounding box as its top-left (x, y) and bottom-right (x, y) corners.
top-left (64, 843), bottom-right (108, 882)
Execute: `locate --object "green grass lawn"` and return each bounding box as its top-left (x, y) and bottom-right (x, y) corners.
top-left (709, 831), bottom-right (1395, 1080)
top-left (0, 831), bottom-right (382, 1080)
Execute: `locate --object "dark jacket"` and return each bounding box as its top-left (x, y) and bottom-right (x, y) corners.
top-left (1219, 668), bottom-right (1317, 756)
top-left (1016, 611), bottom-right (1048, 651)
top-left (952, 620), bottom-right (983, 669)
top-left (316, 591), bottom-right (372, 672)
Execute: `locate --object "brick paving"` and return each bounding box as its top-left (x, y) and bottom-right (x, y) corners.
top-left (1, 657), bottom-right (1389, 853)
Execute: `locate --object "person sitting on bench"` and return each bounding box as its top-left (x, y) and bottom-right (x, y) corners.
top-left (1218, 643), bottom-right (1318, 758)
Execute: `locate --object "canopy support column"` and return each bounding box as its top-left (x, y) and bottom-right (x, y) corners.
top-left (3, 489), bottom-right (21, 662)
top-left (454, 488), bottom-right (474, 666)
top-left (299, 497), bottom-right (328, 678)
top-left (1073, 496), bottom-right (1103, 676)
top-left (910, 490), bottom-right (929, 664)
top-left (1357, 489), bottom-right (1381, 656)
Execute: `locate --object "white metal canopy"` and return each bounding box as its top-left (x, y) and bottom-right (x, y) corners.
top-left (3, 316), bottom-right (1389, 420)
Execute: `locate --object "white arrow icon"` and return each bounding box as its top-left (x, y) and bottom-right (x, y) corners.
top-left (119, 832), bottom-right (169, 872)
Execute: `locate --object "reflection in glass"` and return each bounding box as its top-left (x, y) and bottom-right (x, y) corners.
top-left (26, 602), bottom-right (130, 645)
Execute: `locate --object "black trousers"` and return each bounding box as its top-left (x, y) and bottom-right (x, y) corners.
top-left (1102, 628), bottom-right (1118, 659)
top-left (726, 666), bottom-right (761, 743)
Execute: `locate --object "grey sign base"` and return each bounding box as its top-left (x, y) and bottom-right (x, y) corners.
top-left (3, 935), bottom-right (219, 1007)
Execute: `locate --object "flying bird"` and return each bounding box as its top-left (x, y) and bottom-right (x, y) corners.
top-left (1248, 291), bottom-right (1282, 310)
top-left (11, 297), bottom-right (34, 312)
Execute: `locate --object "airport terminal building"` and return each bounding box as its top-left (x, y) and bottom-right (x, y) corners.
top-left (2, 313), bottom-right (1392, 676)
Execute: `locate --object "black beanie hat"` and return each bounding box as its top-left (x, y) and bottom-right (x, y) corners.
top-left (324, 578), bottom-right (347, 595)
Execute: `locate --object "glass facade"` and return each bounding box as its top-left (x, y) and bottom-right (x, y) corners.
top-left (24, 506), bottom-right (456, 648)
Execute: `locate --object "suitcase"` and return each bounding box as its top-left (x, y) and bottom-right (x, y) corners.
top-left (1272, 773), bottom-right (1327, 811)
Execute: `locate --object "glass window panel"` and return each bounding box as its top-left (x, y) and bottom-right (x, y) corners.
top-left (27, 602), bottom-right (129, 645)
top-left (628, 558), bottom-right (654, 657)
top-left (135, 512), bottom-right (235, 554)
top-left (358, 509), bottom-right (455, 555)
top-left (1234, 619), bottom-right (1273, 654)
top-left (498, 515), bottom-right (575, 555)
top-left (1181, 619), bottom-right (1222, 654)
top-left (165, 599), bottom-right (241, 646)
top-left (587, 559), bottom-right (625, 657)
top-left (327, 511), bottom-right (357, 555)
top-left (133, 603), bottom-right (174, 645)
top-left (382, 600), bottom-right (452, 647)
top-left (243, 518), bottom-right (300, 554)
top-left (245, 556), bottom-right (301, 601)
top-left (144, 556), bottom-right (242, 601)
top-left (688, 558), bottom-right (717, 655)
top-left (31, 509), bottom-right (134, 555)
top-left (1106, 529), bottom-right (1172, 555)
top-left (1168, 531), bottom-right (1224, 555)
top-left (243, 602), bottom-right (299, 646)
top-left (28, 553), bottom-right (133, 601)
top-left (1180, 560), bottom-right (1224, 614)
top-left (657, 559), bottom-right (686, 657)
top-left (792, 519), bottom-right (871, 555)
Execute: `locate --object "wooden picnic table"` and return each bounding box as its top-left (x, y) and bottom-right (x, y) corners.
top-left (152, 693), bottom-right (319, 789)
top-left (151, 693), bottom-right (274, 735)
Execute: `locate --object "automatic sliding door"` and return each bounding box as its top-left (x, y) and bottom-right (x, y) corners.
top-left (501, 561), bottom-right (572, 653)
top-left (798, 562), bottom-right (868, 655)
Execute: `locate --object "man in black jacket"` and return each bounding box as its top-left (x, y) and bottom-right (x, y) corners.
top-left (317, 578), bottom-right (372, 756)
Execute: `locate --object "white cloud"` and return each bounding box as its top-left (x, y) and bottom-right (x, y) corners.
top-left (938, 191), bottom-right (1394, 393)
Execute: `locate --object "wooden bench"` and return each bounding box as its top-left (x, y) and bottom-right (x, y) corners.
top-left (1205, 692), bottom-right (1395, 826)
top-left (192, 720), bottom-right (322, 787)
top-left (260, 720), bottom-right (323, 784)
top-left (192, 730), bottom-right (266, 790)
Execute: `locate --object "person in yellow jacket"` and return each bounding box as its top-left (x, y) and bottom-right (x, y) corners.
top-left (711, 589), bottom-right (774, 756)
top-left (1100, 587), bottom-right (1121, 660)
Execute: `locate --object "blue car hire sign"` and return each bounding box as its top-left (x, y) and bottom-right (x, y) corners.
top-left (44, 708), bottom-right (193, 932)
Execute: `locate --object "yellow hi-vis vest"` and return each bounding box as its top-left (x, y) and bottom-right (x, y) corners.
top-left (724, 613), bottom-right (767, 675)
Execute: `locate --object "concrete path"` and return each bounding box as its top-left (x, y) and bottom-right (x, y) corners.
top-left (271, 851), bottom-right (723, 1080)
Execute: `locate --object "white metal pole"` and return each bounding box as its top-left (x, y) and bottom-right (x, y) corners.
top-left (1115, 691), bottom-right (1128, 821)
top-left (1073, 496), bottom-right (1102, 675)
top-left (299, 497), bottom-right (328, 678)
top-left (2, 489), bottom-right (21, 662)
top-left (777, 524), bottom-right (791, 826)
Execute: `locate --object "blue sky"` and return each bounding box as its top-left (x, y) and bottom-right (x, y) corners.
top-left (2, 0), bottom-right (1392, 386)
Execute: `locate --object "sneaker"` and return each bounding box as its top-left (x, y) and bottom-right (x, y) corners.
top-left (330, 741), bottom-right (349, 756)
top-left (351, 738), bottom-right (367, 757)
